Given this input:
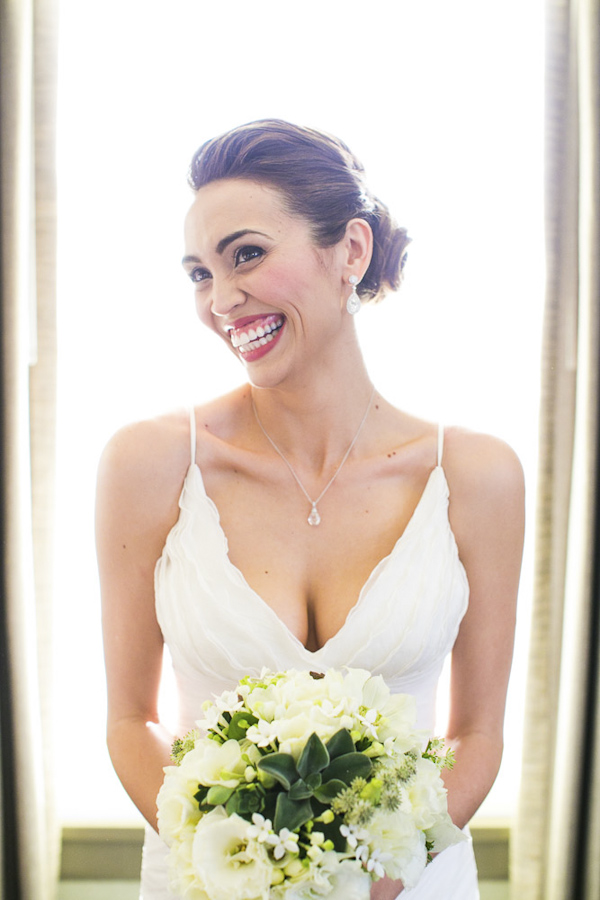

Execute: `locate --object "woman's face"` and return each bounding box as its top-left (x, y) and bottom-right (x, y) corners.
top-left (182, 178), bottom-right (351, 385)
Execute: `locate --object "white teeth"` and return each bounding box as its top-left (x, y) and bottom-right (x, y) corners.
top-left (239, 332), bottom-right (275, 353)
top-left (230, 317), bottom-right (283, 352)
top-left (230, 332), bottom-right (248, 348)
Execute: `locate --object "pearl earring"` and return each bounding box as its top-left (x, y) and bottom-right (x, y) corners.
top-left (346, 275), bottom-right (361, 315)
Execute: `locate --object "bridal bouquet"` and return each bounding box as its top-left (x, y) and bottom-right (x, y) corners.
top-left (157, 668), bottom-right (465, 900)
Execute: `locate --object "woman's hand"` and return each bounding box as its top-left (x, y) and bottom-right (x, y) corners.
top-left (370, 876), bottom-right (404, 899)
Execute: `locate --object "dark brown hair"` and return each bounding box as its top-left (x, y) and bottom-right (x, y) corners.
top-left (188, 119), bottom-right (410, 303)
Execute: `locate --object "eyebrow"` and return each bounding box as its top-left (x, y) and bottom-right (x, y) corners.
top-left (216, 229), bottom-right (269, 254)
top-left (181, 229), bottom-right (270, 267)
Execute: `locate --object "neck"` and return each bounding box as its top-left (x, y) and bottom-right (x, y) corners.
top-left (249, 368), bottom-right (376, 475)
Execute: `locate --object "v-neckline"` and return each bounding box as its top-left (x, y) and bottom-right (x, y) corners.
top-left (185, 462), bottom-right (447, 656)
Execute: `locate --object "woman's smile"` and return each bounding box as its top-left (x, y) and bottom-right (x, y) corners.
top-left (226, 314), bottom-right (286, 360)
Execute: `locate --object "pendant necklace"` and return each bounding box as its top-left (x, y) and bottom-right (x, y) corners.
top-left (251, 386), bottom-right (376, 526)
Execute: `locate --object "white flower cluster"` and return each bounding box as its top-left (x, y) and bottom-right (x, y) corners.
top-left (157, 668), bottom-right (465, 899)
top-left (197, 668), bottom-right (418, 759)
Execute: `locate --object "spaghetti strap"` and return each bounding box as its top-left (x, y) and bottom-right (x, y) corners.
top-left (189, 408), bottom-right (197, 466)
top-left (437, 423), bottom-right (444, 467)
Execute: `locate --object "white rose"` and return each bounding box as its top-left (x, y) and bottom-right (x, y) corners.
top-left (191, 807), bottom-right (271, 900)
top-left (366, 809), bottom-right (427, 890)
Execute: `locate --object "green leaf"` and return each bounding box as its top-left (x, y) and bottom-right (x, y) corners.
top-left (305, 772), bottom-right (322, 791)
top-left (258, 753), bottom-right (299, 791)
top-left (326, 729), bottom-right (355, 760)
top-left (193, 784), bottom-right (210, 805)
top-left (323, 752), bottom-right (372, 785)
top-left (205, 785), bottom-right (235, 806)
top-left (289, 778), bottom-right (314, 800)
top-left (225, 784), bottom-right (265, 817)
top-left (273, 793), bottom-right (314, 833)
top-left (313, 779), bottom-right (347, 803)
top-left (227, 711), bottom-right (259, 741)
top-left (297, 733), bottom-right (330, 780)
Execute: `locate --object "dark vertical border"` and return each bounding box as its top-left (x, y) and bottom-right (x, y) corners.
top-left (0, 6), bottom-right (23, 897)
top-left (573, 273), bottom-right (600, 900)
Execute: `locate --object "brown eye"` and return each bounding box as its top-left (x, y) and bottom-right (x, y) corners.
top-left (189, 267), bottom-right (211, 284)
top-left (234, 246), bottom-right (264, 266)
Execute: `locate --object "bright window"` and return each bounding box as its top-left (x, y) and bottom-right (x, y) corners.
top-left (55, 0), bottom-right (544, 823)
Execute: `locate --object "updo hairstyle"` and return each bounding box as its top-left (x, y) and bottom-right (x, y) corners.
top-left (188, 120), bottom-right (410, 303)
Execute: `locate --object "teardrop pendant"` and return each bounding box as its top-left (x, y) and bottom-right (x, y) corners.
top-left (307, 504), bottom-right (321, 526)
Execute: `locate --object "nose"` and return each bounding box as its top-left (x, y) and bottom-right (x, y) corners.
top-left (210, 277), bottom-right (246, 317)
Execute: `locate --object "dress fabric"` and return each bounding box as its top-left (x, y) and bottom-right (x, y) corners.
top-left (139, 420), bottom-right (479, 899)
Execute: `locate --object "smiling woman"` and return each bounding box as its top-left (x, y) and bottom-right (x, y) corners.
top-left (94, 118), bottom-right (524, 900)
top-left (54, 0), bottom-right (543, 887)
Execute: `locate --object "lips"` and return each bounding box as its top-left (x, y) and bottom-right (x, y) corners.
top-left (227, 315), bottom-right (285, 354)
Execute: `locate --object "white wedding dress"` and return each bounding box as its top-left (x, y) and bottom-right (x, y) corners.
top-left (139, 414), bottom-right (480, 899)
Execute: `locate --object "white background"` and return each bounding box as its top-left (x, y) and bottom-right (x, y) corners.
top-left (54, 0), bottom-right (544, 823)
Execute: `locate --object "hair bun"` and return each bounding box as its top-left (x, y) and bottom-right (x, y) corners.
top-left (360, 201), bottom-right (411, 302)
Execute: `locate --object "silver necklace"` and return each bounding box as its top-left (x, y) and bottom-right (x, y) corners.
top-left (251, 386), bottom-right (376, 526)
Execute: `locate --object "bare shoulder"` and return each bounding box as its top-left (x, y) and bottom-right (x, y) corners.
top-left (441, 427), bottom-right (525, 555)
top-left (96, 388), bottom-right (245, 526)
top-left (443, 428), bottom-right (525, 564)
top-left (98, 410), bottom-right (191, 493)
top-left (95, 408), bottom-right (197, 546)
top-left (442, 426), bottom-right (524, 502)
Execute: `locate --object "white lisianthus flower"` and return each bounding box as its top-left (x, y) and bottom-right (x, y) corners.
top-left (406, 758), bottom-right (450, 828)
top-left (157, 768), bottom-right (203, 845)
top-left (325, 858), bottom-right (371, 899)
top-left (190, 807), bottom-right (271, 900)
top-left (166, 831), bottom-right (211, 900)
top-left (366, 809), bottom-right (427, 890)
top-left (407, 758), bottom-right (467, 852)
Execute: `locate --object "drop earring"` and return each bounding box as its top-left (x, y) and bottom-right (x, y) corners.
top-left (346, 275), bottom-right (361, 315)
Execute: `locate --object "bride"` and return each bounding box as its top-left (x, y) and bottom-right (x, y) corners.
top-left (96, 120), bottom-right (524, 899)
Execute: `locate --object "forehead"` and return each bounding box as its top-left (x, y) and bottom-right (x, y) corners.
top-left (184, 178), bottom-right (295, 247)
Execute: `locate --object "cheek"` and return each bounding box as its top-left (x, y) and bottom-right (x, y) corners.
top-left (250, 259), bottom-right (323, 310)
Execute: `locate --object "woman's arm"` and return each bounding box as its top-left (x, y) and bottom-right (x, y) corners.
top-left (96, 416), bottom-right (189, 829)
top-left (442, 429), bottom-right (524, 825)
top-left (371, 430), bottom-right (525, 899)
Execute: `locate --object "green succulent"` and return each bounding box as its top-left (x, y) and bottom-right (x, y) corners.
top-left (257, 728), bottom-right (372, 832)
